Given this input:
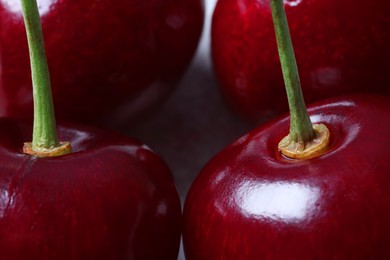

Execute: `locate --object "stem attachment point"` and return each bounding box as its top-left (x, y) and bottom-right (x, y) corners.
top-left (23, 141), bottom-right (72, 157)
top-left (278, 123), bottom-right (330, 160)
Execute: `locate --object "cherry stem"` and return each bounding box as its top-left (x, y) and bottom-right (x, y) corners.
top-left (21, 0), bottom-right (59, 150)
top-left (270, 0), bottom-right (314, 143)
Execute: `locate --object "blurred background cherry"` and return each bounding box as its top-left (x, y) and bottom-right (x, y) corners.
top-left (0, 0), bottom-right (204, 126)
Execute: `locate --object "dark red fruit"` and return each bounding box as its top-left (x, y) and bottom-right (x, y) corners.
top-left (0, 118), bottom-right (181, 259)
top-left (183, 95), bottom-right (390, 259)
top-left (0, 0), bottom-right (204, 125)
top-left (212, 0), bottom-right (389, 120)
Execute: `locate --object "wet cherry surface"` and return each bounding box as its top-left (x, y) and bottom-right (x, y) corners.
top-left (212, 0), bottom-right (390, 121)
top-left (0, 0), bottom-right (204, 126)
top-left (0, 118), bottom-right (181, 259)
top-left (183, 95), bottom-right (390, 259)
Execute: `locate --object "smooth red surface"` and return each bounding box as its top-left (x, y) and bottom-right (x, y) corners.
top-left (0, 118), bottom-right (181, 259)
top-left (0, 0), bottom-right (204, 125)
top-left (212, 0), bottom-right (390, 121)
top-left (183, 95), bottom-right (390, 259)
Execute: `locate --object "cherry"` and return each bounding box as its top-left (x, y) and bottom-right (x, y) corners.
top-left (184, 0), bottom-right (390, 258)
top-left (0, 118), bottom-right (181, 259)
top-left (212, 0), bottom-right (389, 120)
top-left (183, 95), bottom-right (390, 259)
top-left (0, 0), bottom-right (204, 125)
top-left (0, 1), bottom-right (181, 258)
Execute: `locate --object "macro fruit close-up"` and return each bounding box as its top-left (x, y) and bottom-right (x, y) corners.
top-left (0, 119), bottom-right (182, 259)
top-left (183, 0), bottom-right (390, 258)
top-left (0, 0), bottom-right (204, 125)
top-left (183, 94), bottom-right (390, 259)
top-left (2, 0), bottom-right (390, 258)
top-left (0, 1), bottom-right (182, 259)
top-left (212, 0), bottom-right (390, 120)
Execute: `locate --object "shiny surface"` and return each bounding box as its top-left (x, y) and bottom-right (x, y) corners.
top-left (183, 95), bottom-right (390, 259)
top-left (0, 118), bottom-right (181, 259)
top-left (0, 0), bottom-right (204, 126)
top-left (235, 181), bottom-right (320, 221)
top-left (212, 0), bottom-right (390, 120)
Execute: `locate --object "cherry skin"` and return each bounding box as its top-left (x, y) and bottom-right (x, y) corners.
top-left (0, 118), bottom-right (181, 259)
top-left (212, 0), bottom-right (390, 120)
top-left (183, 95), bottom-right (390, 259)
top-left (0, 0), bottom-right (204, 125)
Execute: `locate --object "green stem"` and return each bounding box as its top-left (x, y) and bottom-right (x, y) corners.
top-left (21, 0), bottom-right (59, 149)
top-left (270, 0), bottom-right (314, 143)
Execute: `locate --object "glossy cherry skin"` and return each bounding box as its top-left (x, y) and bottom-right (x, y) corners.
top-left (183, 95), bottom-right (390, 259)
top-left (212, 0), bottom-right (390, 121)
top-left (0, 118), bottom-right (181, 259)
top-left (0, 0), bottom-right (203, 125)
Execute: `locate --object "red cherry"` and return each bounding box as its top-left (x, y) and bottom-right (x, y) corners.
top-left (0, 118), bottom-right (181, 259)
top-left (183, 95), bottom-right (390, 259)
top-left (212, 0), bottom-right (390, 120)
top-left (0, 0), bottom-right (204, 125)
